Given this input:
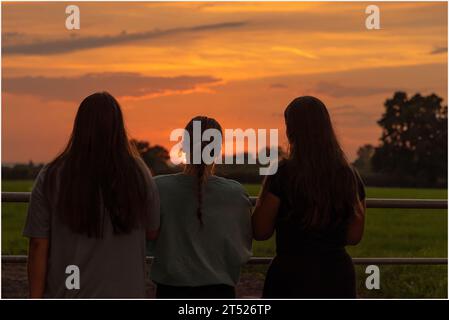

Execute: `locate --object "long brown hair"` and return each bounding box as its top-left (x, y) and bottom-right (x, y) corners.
top-left (44, 92), bottom-right (148, 237)
top-left (184, 116), bottom-right (222, 226)
top-left (283, 96), bottom-right (359, 230)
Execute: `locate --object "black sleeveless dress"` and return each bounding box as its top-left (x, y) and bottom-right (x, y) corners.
top-left (262, 162), bottom-right (366, 298)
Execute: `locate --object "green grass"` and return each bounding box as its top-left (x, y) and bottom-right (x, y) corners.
top-left (2, 180), bottom-right (447, 298)
top-left (2, 180), bottom-right (35, 255)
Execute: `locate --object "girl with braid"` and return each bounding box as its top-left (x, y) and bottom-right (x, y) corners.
top-left (150, 116), bottom-right (252, 298)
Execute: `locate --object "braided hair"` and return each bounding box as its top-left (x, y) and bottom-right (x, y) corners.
top-left (184, 116), bottom-right (222, 226)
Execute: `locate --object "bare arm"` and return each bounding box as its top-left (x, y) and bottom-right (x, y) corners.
top-left (27, 237), bottom-right (49, 298)
top-left (252, 177), bottom-right (281, 241)
top-left (346, 199), bottom-right (366, 245)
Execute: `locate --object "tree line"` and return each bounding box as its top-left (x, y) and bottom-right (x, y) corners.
top-left (3, 91), bottom-right (447, 188)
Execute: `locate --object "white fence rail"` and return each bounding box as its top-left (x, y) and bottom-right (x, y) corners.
top-left (2, 192), bottom-right (447, 265)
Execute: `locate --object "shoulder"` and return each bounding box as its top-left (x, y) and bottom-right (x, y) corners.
top-left (210, 176), bottom-right (251, 202)
top-left (351, 166), bottom-right (365, 187)
top-left (31, 166), bottom-right (48, 191)
top-left (34, 164), bottom-right (53, 187)
top-left (348, 165), bottom-right (366, 200)
top-left (344, 165), bottom-right (364, 184)
top-left (210, 176), bottom-right (252, 208)
top-left (28, 165), bottom-right (53, 204)
top-left (38, 164), bottom-right (50, 178)
top-left (211, 175), bottom-right (247, 194)
top-left (154, 173), bottom-right (182, 187)
top-left (133, 157), bottom-right (158, 189)
top-left (154, 173), bottom-right (180, 181)
top-left (350, 165), bottom-right (363, 180)
top-left (134, 157), bottom-right (151, 175)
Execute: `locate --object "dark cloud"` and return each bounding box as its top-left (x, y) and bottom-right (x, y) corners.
top-left (330, 104), bottom-right (357, 113)
top-left (2, 21), bottom-right (247, 55)
top-left (313, 81), bottom-right (395, 98)
top-left (3, 32), bottom-right (23, 38)
top-left (3, 72), bottom-right (221, 101)
top-left (330, 105), bottom-right (377, 127)
top-left (430, 46), bottom-right (448, 54)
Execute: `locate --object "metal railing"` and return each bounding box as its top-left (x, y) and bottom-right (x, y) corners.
top-left (2, 192), bottom-right (447, 266)
top-left (2, 192), bottom-right (448, 209)
top-left (1, 255), bottom-right (447, 265)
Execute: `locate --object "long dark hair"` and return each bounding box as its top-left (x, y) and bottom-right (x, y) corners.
top-left (44, 92), bottom-right (148, 238)
top-left (283, 96), bottom-right (359, 230)
top-left (184, 116), bottom-right (222, 226)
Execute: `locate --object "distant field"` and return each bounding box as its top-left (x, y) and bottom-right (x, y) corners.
top-left (2, 180), bottom-right (447, 298)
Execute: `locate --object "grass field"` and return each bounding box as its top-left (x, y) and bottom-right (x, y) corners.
top-left (2, 180), bottom-right (447, 298)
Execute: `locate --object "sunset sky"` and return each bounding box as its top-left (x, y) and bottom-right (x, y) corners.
top-left (2, 1), bottom-right (447, 163)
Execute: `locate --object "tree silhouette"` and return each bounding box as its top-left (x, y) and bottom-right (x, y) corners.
top-left (353, 144), bottom-right (375, 173)
top-left (371, 92), bottom-right (447, 186)
top-left (130, 139), bottom-right (172, 175)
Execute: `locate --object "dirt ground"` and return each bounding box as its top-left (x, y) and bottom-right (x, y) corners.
top-left (1, 263), bottom-right (265, 299)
